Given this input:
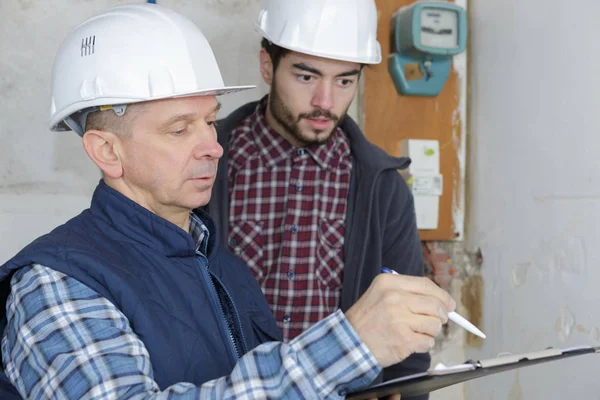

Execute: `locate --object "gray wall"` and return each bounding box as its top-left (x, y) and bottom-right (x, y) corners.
top-left (466, 0), bottom-right (600, 397)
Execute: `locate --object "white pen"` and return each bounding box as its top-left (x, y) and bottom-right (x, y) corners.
top-left (381, 267), bottom-right (486, 339)
top-left (448, 311), bottom-right (486, 339)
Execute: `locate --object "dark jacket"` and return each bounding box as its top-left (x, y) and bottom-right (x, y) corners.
top-left (206, 101), bottom-right (430, 392)
top-left (0, 181), bottom-right (281, 391)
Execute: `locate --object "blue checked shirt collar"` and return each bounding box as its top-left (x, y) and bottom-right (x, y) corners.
top-left (189, 212), bottom-right (210, 256)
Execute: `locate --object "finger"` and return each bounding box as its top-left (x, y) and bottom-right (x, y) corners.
top-left (405, 294), bottom-right (449, 322)
top-left (407, 315), bottom-right (443, 337)
top-left (383, 274), bottom-right (456, 310)
top-left (411, 332), bottom-right (436, 353)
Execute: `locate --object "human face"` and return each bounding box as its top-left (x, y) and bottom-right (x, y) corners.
top-left (116, 96), bottom-right (223, 222)
top-left (265, 51), bottom-right (361, 147)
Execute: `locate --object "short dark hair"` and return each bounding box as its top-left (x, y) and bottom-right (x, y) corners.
top-left (85, 103), bottom-right (146, 137)
top-left (261, 38), bottom-right (290, 70)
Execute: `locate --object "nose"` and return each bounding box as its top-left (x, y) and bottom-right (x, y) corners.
top-left (193, 127), bottom-right (223, 160)
top-left (311, 81), bottom-right (334, 111)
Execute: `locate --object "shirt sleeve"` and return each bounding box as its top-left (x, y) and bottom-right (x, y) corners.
top-left (2, 264), bottom-right (381, 399)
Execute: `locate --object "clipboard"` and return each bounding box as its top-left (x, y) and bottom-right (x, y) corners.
top-left (347, 346), bottom-right (600, 399)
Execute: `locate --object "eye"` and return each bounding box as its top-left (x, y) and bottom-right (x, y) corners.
top-left (297, 74), bottom-right (314, 83)
top-left (171, 128), bottom-right (186, 137)
top-left (207, 120), bottom-right (218, 127)
top-left (337, 78), bottom-right (354, 87)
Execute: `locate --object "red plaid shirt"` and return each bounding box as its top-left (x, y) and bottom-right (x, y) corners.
top-left (227, 98), bottom-right (352, 342)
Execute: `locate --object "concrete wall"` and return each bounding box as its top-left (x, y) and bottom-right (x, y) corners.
top-left (466, 0), bottom-right (600, 398)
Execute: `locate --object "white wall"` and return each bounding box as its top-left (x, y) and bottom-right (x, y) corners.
top-left (467, 0), bottom-right (600, 398)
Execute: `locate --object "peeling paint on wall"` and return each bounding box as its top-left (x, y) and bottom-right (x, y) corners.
top-left (461, 275), bottom-right (484, 348)
top-left (451, 56), bottom-right (467, 240)
top-left (554, 306), bottom-right (575, 342)
top-left (593, 327), bottom-right (600, 342)
top-left (508, 371), bottom-right (522, 400)
top-left (511, 236), bottom-right (587, 289)
top-left (450, 0), bottom-right (467, 241)
top-left (511, 262), bottom-right (530, 288)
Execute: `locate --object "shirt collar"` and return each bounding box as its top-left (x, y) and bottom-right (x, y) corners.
top-left (189, 212), bottom-right (210, 255)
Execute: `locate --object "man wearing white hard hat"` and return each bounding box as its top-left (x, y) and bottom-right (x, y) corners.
top-left (207, 0), bottom-right (432, 392)
top-left (0, 3), bottom-right (453, 399)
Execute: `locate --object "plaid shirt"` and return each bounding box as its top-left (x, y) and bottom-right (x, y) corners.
top-left (2, 213), bottom-right (380, 399)
top-left (228, 98), bottom-right (352, 342)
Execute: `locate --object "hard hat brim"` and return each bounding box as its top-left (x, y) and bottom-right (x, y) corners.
top-left (258, 28), bottom-right (381, 65)
top-left (50, 84), bottom-right (256, 132)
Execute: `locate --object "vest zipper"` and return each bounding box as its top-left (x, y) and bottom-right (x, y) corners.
top-left (196, 253), bottom-right (244, 361)
top-left (210, 272), bottom-right (248, 355)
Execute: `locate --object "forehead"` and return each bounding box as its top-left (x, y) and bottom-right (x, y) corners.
top-left (133, 95), bottom-right (220, 126)
top-left (133, 96), bottom-right (220, 131)
top-left (280, 51), bottom-right (361, 74)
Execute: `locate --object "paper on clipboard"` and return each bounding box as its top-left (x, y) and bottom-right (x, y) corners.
top-left (430, 362), bottom-right (476, 374)
top-left (347, 346), bottom-right (600, 400)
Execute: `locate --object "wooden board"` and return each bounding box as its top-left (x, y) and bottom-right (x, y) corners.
top-left (364, 0), bottom-right (464, 240)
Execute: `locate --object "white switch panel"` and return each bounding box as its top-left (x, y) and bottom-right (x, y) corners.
top-left (400, 139), bottom-right (442, 230)
top-left (400, 139), bottom-right (440, 174)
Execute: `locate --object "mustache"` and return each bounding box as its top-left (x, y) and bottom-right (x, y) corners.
top-left (188, 162), bottom-right (217, 178)
top-left (298, 109), bottom-right (339, 122)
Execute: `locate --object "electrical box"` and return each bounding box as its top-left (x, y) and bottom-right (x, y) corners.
top-left (400, 139), bottom-right (443, 229)
top-left (389, 0), bottom-right (467, 96)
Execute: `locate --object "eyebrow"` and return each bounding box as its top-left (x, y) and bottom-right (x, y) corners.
top-left (159, 102), bottom-right (222, 128)
top-left (292, 63), bottom-right (361, 78)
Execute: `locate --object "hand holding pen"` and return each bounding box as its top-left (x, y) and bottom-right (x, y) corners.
top-left (345, 267), bottom-right (458, 368)
top-left (381, 267), bottom-right (486, 339)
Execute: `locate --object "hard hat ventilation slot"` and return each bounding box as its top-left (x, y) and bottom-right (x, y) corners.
top-left (81, 35), bottom-right (96, 57)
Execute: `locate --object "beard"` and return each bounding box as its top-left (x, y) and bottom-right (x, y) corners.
top-left (268, 76), bottom-right (349, 146)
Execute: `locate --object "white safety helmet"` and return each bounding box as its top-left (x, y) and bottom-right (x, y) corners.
top-left (255, 0), bottom-right (382, 64)
top-left (49, 3), bottom-right (254, 136)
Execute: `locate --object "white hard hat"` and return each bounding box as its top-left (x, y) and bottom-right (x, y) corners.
top-left (50, 3), bottom-right (254, 135)
top-left (255, 0), bottom-right (382, 64)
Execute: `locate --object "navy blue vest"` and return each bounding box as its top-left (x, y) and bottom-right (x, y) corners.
top-left (0, 181), bottom-right (281, 390)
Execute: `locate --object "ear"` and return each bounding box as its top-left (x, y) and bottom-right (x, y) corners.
top-left (259, 48), bottom-right (274, 86)
top-left (82, 130), bottom-right (123, 179)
